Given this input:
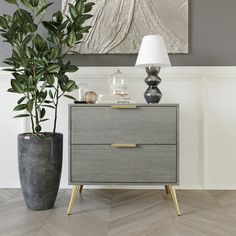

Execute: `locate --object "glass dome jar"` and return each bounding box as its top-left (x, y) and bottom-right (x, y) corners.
top-left (110, 70), bottom-right (128, 97)
top-left (78, 83), bottom-right (88, 102)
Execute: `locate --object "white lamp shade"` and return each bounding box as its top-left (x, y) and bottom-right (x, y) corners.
top-left (135, 35), bottom-right (171, 68)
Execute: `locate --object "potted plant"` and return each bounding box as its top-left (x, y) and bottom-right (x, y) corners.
top-left (0, 0), bottom-right (94, 210)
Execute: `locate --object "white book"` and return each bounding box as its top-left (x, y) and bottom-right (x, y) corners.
top-left (96, 94), bottom-right (135, 104)
top-left (96, 100), bottom-right (136, 104)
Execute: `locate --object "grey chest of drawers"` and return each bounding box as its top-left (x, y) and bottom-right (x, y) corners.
top-left (67, 104), bottom-right (180, 216)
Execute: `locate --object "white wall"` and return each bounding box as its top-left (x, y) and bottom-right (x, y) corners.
top-left (1, 67), bottom-right (236, 189)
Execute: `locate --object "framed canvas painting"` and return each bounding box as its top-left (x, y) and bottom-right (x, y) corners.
top-left (62, 0), bottom-right (189, 54)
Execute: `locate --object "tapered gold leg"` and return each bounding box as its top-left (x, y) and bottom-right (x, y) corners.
top-left (164, 185), bottom-right (170, 194)
top-left (67, 185), bottom-right (79, 215)
top-left (79, 185), bottom-right (84, 194)
top-left (169, 186), bottom-right (181, 216)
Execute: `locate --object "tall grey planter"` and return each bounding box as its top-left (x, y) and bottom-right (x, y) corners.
top-left (18, 133), bottom-right (63, 211)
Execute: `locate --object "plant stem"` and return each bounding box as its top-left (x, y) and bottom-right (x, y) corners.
top-left (29, 97), bottom-right (35, 133)
top-left (53, 83), bottom-right (59, 133)
top-left (32, 6), bottom-right (38, 133)
top-left (31, 113), bottom-right (35, 133)
top-left (62, 48), bottom-right (71, 57)
top-left (26, 92), bottom-right (35, 133)
top-left (35, 94), bottom-right (39, 127)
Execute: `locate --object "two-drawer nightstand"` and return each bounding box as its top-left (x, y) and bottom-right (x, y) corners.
top-left (67, 104), bottom-right (180, 216)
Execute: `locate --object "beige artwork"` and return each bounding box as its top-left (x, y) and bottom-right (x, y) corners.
top-left (62, 0), bottom-right (189, 54)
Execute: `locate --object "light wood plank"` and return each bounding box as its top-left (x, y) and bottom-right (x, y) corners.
top-left (1, 189), bottom-right (236, 236)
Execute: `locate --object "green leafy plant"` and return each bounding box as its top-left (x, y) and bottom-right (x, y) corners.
top-left (0, 0), bottom-right (94, 135)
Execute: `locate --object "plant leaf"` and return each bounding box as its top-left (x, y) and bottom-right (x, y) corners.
top-left (14, 104), bottom-right (27, 111)
top-left (58, 74), bottom-right (69, 83)
top-left (52, 11), bottom-right (63, 23)
top-left (40, 80), bottom-right (47, 91)
top-left (40, 108), bottom-right (45, 118)
top-left (84, 2), bottom-right (95, 13)
top-left (14, 114), bottom-right (30, 118)
top-left (36, 2), bottom-right (53, 16)
top-left (20, 0), bottom-right (32, 8)
top-left (66, 65), bottom-right (78, 73)
top-left (40, 118), bottom-right (49, 122)
top-left (65, 80), bottom-right (77, 92)
top-left (13, 73), bottom-right (28, 81)
top-left (79, 25), bottom-right (92, 33)
top-left (42, 104), bottom-right (55, 109)
top-left (33, 33), bottom-right (44, 51)
top-left (66, 30), bottom-right (76, 47)
top-left (75, 1), bottom-right (84, 14)
top-left (29, 0), bottom-right (39, 7)
top-left (49, 90), bottom-right (54, 99)
top-left (3, 68), bottom-right (17, 72)
top-left (45, 74), bottom-right (54, 85)
top-left (26, 23), bottom-right (37, 32)
top-left (42, 21), bottom-right (57, 33)
top-left (26, 99), bottom-right (34, 112)
top-left (44, 100), bottom-right (52, 104)
top-left (11, 80), bottom-right (23, 93)
top-left (69, 4), bottom-right (78, 19)
top-left (17, 96), bottom-right (26, 104)
top-left (25, 47), bottom-right (31, 58)
top-left (7, 88), bottom-right (18, 93)
top-left (4, 0), bottom-right (17, 5)
top-left (23, 35), bottom-right (32, 45)
top-left (64, 94), bottom-right (76, 100)
top-left (81, 15), bottom-right (93, 21)
top-left (48, 48), bottom-right (59, 60)
top-left (35, 125), bottom-right (41, 132)
top-left (46, 64), bottom-right (60, 73)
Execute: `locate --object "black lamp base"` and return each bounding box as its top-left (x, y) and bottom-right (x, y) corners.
top-left (144, 66), bottom-right (162, 104)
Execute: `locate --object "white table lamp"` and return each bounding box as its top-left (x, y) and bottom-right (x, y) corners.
top-left (135, 35), bottom-right (171, 103)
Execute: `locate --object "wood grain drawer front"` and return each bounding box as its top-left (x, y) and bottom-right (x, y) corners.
top-left (71, 106), bottom-right (177, 144)
top-left (70, 145), bottom-right (177, 184)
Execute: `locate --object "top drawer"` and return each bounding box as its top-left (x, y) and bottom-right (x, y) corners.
top-left (70, 105), bottom-right (178, 145)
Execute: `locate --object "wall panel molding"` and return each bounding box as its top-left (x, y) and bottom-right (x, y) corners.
top-left (1, 67), bottom-right (236, 189)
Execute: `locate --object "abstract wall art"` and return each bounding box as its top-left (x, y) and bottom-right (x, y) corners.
top-left (62, 0), bottom-right (189, 54)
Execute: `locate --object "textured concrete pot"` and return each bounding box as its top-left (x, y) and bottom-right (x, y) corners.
top-left (18, 133), bottom-right (63, 211)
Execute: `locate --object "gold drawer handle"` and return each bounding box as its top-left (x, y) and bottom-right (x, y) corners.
top-left (111, 144), bottom-right (137, 148)
top-left (111, 105), bottom-right (137, 109)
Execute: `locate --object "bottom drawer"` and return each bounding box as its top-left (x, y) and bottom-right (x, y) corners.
top-left (70, 145), bottom-right (177, 184)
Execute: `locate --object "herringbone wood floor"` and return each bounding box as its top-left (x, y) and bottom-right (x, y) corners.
top-left (0, 189), bottom-right (236, 236)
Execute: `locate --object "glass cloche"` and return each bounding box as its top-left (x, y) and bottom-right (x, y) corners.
top-left (110, 70), bottom-right (128, 97)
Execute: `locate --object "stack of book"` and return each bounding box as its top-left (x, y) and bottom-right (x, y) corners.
top-left (96, 95), bottom-right (136, 104)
